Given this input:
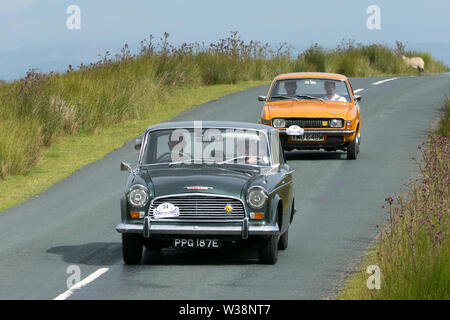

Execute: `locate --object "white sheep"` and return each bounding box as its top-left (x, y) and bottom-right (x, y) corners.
top-left (401, 55), bottom-right (425, 72)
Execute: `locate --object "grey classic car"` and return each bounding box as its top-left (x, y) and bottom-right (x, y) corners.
top-left (116, 121), bottom-right (296, 264)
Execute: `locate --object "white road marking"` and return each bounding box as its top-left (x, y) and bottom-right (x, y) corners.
top-left (354, 88), bottom-right (364, 93)
top-left (53, 267), bottom-right (109, 300)
top-left (372, 77), bottom-right (398, 85)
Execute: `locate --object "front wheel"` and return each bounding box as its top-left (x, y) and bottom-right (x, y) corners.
top-left (122, 234), bottom-right (143, 265)
top-left (278, 229), bottom-right (288, 250)
top-left (258, 234), bottom-right (279, 264)
top-left (347, 136), bottom-right (359, 160)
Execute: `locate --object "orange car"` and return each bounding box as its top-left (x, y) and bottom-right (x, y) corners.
top-left (259, 72), bottom-right (362, 159)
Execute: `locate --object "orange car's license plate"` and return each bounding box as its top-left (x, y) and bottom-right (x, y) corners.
top-left (291, 133), bottom-right (324, 142)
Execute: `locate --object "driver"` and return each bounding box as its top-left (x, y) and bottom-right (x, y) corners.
top-left (322, 80), bottom-right (346, 101)
top-left (157, 132), bottom-right (189, 163)
top-left (284, 80), bottom-right (297, 95)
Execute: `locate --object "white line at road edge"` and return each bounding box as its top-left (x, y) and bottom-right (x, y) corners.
top-left (354, 88), bottom-right (364, 93)
top-left (372, 77), bottom-right (398, 85)
top-left (53, 267), bottom-right (109, 300)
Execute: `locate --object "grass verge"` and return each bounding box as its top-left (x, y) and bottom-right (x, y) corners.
top-left (0, 80), bottom-right (267, 212)
top-left (338, 98), bottom-right (450, 299)
top-left (1, 33), bottom-right (448, 181)
top-left (0, 33), bottom-right (448, 212)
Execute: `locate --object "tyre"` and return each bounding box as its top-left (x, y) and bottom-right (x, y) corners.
top-left (122, 233), bottom-right (143, 265)
top-left (347, 136), bottom-right (358, 160)
top-left (278, 229), bottom-right (288, 250)
top-left (357, 132), bottom-right (361, 154)
top-left (258, 234), bottom-right (279, 264)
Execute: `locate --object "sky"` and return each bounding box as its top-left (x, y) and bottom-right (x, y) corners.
top-left (1, 0), bottom-right (449, 81)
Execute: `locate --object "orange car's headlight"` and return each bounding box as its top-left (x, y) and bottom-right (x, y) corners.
top-left (330, 119), bottom-right (344, 128)
top-left (273, 118), bottom-right (286, 128)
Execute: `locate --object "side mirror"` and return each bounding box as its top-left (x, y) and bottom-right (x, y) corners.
top-left (354, 95), bottom-right (362, 101)
top-left (120, 161), bottom-right (132, 172)
top-left (258, 95), bottom-right (267, 102)
top-left (134, 138), bottom-right (142, 150)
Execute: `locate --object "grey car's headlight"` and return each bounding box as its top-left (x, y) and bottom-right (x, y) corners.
top-left (247, 187), bottom-right (268, 209)
top-left (330, 119), bottom-right (343, 128)
top-left (127, 185), bottom-right (149, 208)
top-left (273, 118), bottom-right (286, 128)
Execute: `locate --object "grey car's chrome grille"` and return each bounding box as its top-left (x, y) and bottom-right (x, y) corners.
top-left (148, 195), bottom-right (245, 220)
top-left (285, 118), bottom-right (343, 128)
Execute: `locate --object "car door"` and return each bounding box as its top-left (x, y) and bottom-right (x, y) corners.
top-left (270, 130), bottom-right (293, 233)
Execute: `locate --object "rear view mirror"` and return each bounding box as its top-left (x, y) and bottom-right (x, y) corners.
top-left (354, 95), bottom-right (362, 101)
top-left (258, 95), bottom-right (267, 102)
top-left (134, 138), bottom-right (142, 150)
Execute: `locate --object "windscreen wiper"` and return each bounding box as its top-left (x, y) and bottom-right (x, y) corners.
top-left (293, 95), bottom-right (324, 101)
top-left (168, 159), bottom-right (216, 166)
top-left (218, 156), bottom-right (264, 164)
top-left (270, 95), bottom-right (297, 100)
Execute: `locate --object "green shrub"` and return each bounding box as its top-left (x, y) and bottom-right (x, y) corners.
top-left (303, 44), bottom-right (327, 71)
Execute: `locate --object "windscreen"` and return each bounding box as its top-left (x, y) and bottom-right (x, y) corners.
top-left (270, 78), bottom-right (350, 102)
top-left (141, 127), bottom-right (271, 166)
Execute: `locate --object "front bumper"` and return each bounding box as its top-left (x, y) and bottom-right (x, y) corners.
top-left (277, 129), bottom-right (356, 149)
top-left (277, 129), bottom-right (355, 134)
top-left (116, 220), bottom-right (279, 239)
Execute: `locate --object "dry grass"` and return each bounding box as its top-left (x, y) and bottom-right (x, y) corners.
top-left (0, 80), bottom-right (266, 211)
top-left (338, 100), bottom-right (450, 299)
top-left (0, 33), bottom-right (447, 180)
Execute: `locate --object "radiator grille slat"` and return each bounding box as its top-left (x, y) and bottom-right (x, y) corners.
top-left (149, 195), bottom-right (245, 220)
top-left (285, 118), bottom-right (343, 128)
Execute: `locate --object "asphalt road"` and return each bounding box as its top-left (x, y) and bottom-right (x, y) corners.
top-left (0, 74), bottom-right (448, 299)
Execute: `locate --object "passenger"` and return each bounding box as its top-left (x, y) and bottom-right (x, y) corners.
top-left (323, 80), bottom-right (346, 102)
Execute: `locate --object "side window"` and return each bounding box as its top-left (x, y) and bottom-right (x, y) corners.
top-left (336, 81), bottom-right (351, 102)
top-left (270, 130), bottom-right (281, 166)
top-left (347, 80), bottom-right (354, 96)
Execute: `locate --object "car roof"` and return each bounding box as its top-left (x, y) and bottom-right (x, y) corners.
top-left (274, 72), bottom-right (348, 81)
top-left (145, 121), bottom-right (273, 133)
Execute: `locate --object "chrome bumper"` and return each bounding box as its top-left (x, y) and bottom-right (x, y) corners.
top-left (277, 129), bottom-right (355, 134)
top-left (116, 220), bottom-right (279, 239)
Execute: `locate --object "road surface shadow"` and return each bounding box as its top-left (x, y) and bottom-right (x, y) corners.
top-left (286, 150), bottom-right (345, 161)
top-left (47, 242), bottom-right (259, 266)
top-left (46, 242), bottom-right (122, 266)
top-left (142, 243), bottom-right (259, 265)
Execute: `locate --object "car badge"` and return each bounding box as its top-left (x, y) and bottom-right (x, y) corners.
top-left (224, 204), bottom-right (233, 213)
top-left (184, 186), bottom-right (213, 190)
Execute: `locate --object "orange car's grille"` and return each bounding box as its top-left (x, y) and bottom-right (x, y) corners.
top-left (285, 118), bottom-right (342, 128)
